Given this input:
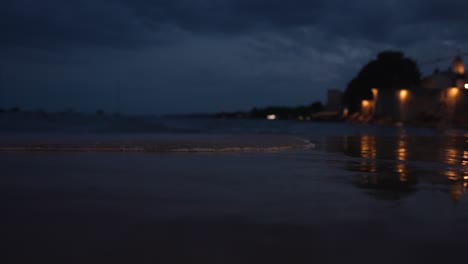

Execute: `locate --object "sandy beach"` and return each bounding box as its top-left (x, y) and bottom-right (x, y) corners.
top-left (4, 127), bottom-right (468, 263)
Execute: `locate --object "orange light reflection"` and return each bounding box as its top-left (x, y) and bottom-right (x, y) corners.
top-left (396, 135), bottom-right (408, 182)
top-left (360, 135), bottom-right (376, 159)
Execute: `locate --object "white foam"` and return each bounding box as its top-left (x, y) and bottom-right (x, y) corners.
top-left (0, 134), bottom-right (315, 153)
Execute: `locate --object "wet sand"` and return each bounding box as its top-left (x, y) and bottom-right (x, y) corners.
top-left (3, 134), bottom-right (468, 263)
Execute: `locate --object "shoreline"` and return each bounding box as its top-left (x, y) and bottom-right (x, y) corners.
top-left (0, 134), bottom-right (315, 153)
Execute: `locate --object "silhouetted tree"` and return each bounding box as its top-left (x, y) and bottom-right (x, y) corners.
top-left (343, 51), bottom-right (421, 113)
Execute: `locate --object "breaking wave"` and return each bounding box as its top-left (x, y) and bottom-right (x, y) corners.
top-left (0, 134), bottom-right (315, 153)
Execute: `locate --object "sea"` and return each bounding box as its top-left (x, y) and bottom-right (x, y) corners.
top-left (3, 113), bottom-right (468, 263)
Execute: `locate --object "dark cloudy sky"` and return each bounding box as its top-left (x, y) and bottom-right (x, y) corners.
top-left (1, 0), bottom-right (467, 114)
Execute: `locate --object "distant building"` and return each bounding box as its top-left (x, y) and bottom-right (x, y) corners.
top-left (453, 55), bottom-right (465, 75)
top-left (421, 69), bottom-right (453, 90)
top-left (420, 54), bottom-right (468, 124)
top-left (421, 54), bottom-right (467, 90)
top-left (370, 53), bottom-right (468, 126)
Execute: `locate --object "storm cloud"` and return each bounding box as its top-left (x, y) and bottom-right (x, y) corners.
top-left (1, 0), bottom-right (468, 113)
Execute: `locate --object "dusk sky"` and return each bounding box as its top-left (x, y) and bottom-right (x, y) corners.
top-left (2, 0), bottom-right (468, 114)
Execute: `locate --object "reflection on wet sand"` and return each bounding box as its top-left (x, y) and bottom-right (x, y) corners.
top-left (441, 138), bottom-right (468, 202)
top-left (396, 134), bottom-right (408, 182)
top-left (360, 135), bottom-right (377, 159)
top-left (326, 131), bottom-right (468, 202)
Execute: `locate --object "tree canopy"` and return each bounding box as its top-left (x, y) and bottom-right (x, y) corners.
top-left (343, 51), bottom-right (421, 113)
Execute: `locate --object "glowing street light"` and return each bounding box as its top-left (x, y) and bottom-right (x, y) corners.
top-left (445, 87), bottom-right (460, 125)
top-left (398, 89), bottom-right (409, 124)
top-left (266, 114), bottom-right (277, 120)
top-left (343, 108), bottom-right (349, 117)
top-left (361, 100), bottom-right (371, 117)
top-left (449, 87), bottom-right (459, 98)
top-left (362, 100), bottom-right (370, 108)
top-left (399, 89), bottom-right (408, 101)
top-left (464, 83), bottom-right (468, 90)
top-left (371, 88), bottom-right (378, 99)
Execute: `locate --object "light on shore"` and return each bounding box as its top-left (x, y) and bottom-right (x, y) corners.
top-left (361, 100), bottom-right (370, 108)
top-left (266, 114), bottom-right (277, 120)
top-left (343, 108), bottom-right (349, 117)
top-left (465, 83), bottom-right (468, 89)
top-left (371, 88), bottom-right (378, 99)
top-left (449, 87), bottom-right (459, 98)
top-left (399, 89), bottom-right (408, 101)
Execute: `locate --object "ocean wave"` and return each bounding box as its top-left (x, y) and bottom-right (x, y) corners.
top-left (0, 135), bottom-right (315, 153)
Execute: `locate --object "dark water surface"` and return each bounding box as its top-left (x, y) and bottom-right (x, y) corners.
top-left (3, 119), bottom-right (468, 263)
